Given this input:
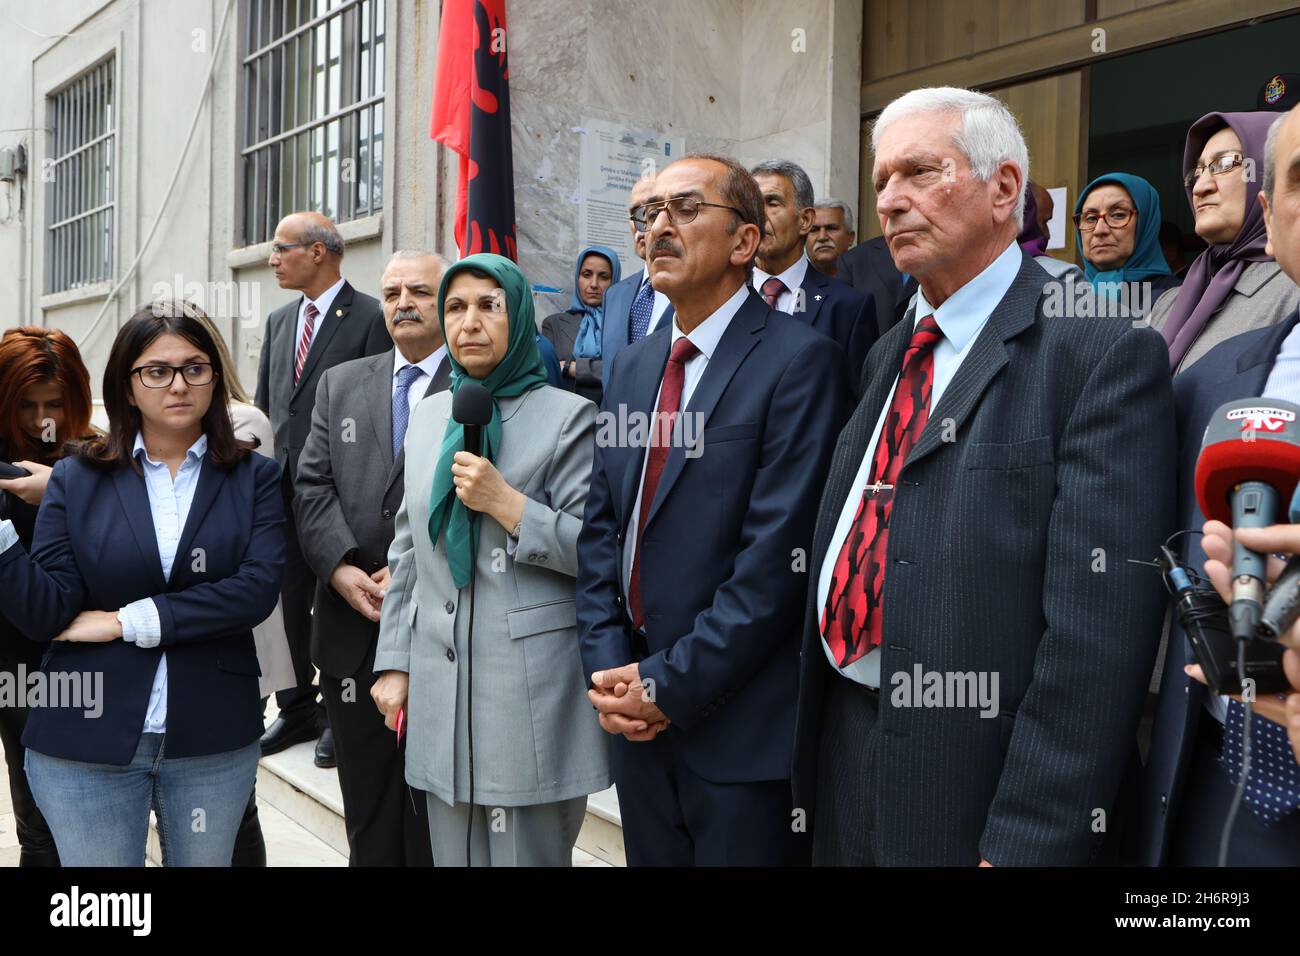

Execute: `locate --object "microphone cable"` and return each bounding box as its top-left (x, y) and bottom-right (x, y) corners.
top-left (465, 537), bottom-right (477, 867)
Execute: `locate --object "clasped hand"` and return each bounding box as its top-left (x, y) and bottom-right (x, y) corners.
top-left (588, 662), bottom-right (670, 742)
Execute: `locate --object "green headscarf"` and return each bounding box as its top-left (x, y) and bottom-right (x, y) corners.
top-left (428, 253), bottom-right (549, 588)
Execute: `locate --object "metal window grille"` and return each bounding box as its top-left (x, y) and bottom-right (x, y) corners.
top-left (241, 0), bottom-right (385, 245)
top-left (45, 58), bottom-right (116, 294)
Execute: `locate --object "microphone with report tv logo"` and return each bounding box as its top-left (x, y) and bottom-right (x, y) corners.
top-left (1195, 398), bottom-right (1300, 643)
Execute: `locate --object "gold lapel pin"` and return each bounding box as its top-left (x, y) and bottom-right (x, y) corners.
top-left (335, 308), bottom-right (343, 316)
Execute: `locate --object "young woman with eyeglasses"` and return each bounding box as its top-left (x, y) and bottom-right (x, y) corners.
top-left (0, 302), bottom-right (286, 866)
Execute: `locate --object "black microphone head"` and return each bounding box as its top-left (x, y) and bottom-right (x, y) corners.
top-left (452, 382), bottom-right (494, 427)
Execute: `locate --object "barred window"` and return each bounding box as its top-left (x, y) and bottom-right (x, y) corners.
top-left (241, 0), bottom-right (385, 246)
top-left (45, 58), bottom-right (116, 294)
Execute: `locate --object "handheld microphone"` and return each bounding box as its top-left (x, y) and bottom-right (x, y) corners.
top-left (452, 383), bottom-right (493, 457)
top-left (1194, 398), bottom-right (1300, 643)
top-left (1259, 482), bottom-right (1300, 642)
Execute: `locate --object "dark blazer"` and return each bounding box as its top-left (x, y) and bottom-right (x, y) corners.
top-left (600, 271), bottom-right (674, 390)
top-left (836, 235), bottom-right (911, 341)
top-left (577, 289), bottom-right (852, 784)
top-left (0, 451), bottom-right (285, 766)
top-left (0, 486), bottom-right (43, 667)
top-left (1141, 309), bottom-right (1300, 865)
top-left (293, 349), bottom-right (450, 679)
top-left (254, 281), bottom-right (391, 482)
top-left (540, 310), bottom-right (603, 405)
top-left (792, 267), bottom-right (878, 388)
top-left (791, 253), bottom-right (1177, 865)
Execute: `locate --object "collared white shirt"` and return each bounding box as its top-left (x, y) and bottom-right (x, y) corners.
top-left (392, 345), bottom-right (448, 422)
top-left (621, 283), bottom-right (749, 601)
top-left (118, 432), bottom-right (210, 732)
top-left (293, 276), bottom-right (346, 359)
top-left (632, 265), bottom-right (672, 333)
top-left (816, 240), bottom-right (1023, 686)
top-left (752, 253), bottom-right (811, 315)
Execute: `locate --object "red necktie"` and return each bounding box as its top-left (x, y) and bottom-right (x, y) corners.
top-left (822, 316), bottom-right (943, 666)
top-left (760, 276), bottom-right (786, 309)
top-left (295, 302), bottom-right (319, 384)
top-left (628, 336), bottom-right (699, 630)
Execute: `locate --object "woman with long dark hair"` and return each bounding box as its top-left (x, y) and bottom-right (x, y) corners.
top-left (0, 326), bottom-right (94, 867)
top-left (0, 301), bottom-right (285, 866)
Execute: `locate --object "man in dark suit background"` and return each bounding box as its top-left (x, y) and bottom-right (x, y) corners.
top-left (750, 160), bottom-right (876, 381)
top-left (792, 87), bottom-right (1176, 866)
top-left (1143, 106), bottom-right (1300, 865)
top-left (293, 250), bottom-right (448, 866)
top-left (255, 211), bottom-right (392, 762)
top-left (577, 153), bottom-right (851, 865)
top-left (837, 234), bottom-right (914, 342)
top-left (601, 175), bottom-right (674, 390)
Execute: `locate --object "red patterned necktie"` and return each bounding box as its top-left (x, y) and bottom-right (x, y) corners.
top-left (628, 336), bottom-right (699, 630)
top-left (294, 302), bottom-right (319, 384)
top-left (760, 276), bottom-right (786, 309)
top-left (822, 316), bottom-right (943, 667)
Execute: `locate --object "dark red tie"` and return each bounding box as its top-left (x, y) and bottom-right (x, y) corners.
top-left (295, 302), bottom-right (319, 385)
top-left (628, 336), bottom-right (699, 630)
top-left (760, 276), bottom-right (786, 309)
top-left (822, 316), bottom-right (943, 666)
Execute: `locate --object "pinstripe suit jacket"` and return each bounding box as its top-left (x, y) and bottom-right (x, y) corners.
top-left (792, 252), bottom-right (1177, 865)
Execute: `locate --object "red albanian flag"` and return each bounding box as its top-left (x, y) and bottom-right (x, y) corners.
top-left (430, 0), bottom-right (518, 260)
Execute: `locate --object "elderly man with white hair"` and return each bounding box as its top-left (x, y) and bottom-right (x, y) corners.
top-left (791, 87), bottom-right (1177, 866)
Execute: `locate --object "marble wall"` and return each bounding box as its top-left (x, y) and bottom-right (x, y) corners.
top-left (507, 0), bottom-right (862, 309)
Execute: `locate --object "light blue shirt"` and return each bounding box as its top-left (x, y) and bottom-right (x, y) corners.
top-left (621, 282), bottom-right (749, 601)
top-left (816, 240), bottom-right (1023, 686)
top-left (117, 432), bottom-right (210, 733)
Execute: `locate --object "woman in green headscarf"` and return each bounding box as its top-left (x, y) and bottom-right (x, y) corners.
top-left (370, 253), bottom-right (610, 867)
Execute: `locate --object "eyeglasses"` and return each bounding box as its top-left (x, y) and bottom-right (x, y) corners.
top-left (131, 363), bottom-right (217, 389)
top-left (1183, 152), bottom-right (1245, 189)
top-left (630, 197), bottom-right (745, 233)
top-left (1073, 206), bottom-right (1136, 232)
top-left (270, 242), bottom-right (307, 255)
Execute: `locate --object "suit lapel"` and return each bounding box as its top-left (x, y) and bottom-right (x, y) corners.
top-left (367, 350), bottom-right (396, 468)
top-left (619, 330), bottom-right (671, 517)
top-left (174, 458), bottom-right (227, 584)
top-left (904, 257), bottom-right (1041, 469)
top-left (113, 467), bottom-right (167, 591)
top-left (798, 272), bottom-right (828, 330)
top-left (1237, 309), bottom-right (1298, 376)
top-left (291, 282), bottom-right (355, 401)
top-left (642, 294), bottom-right (765, 532)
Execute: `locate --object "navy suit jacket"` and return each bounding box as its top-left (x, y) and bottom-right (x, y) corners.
top-left (792, 267), bottom-right (877, 389)
top-left (0, 450), bottom-right (286, 765)
top-left (1141, 309), bottom-right (1300, 865)
top-left (600, 271), bottom-right (674, 390)
top-left (577, 289), bottom-right (852, 784)
top-left (835, 235), bottom-right (911, 341)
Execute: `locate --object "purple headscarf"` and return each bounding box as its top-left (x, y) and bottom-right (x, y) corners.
top-left (1162, 111), bottom-right (1277, 369)
top-left (1018, 183), bottom-right (1049, 257)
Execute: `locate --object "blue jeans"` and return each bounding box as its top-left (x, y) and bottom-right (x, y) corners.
top-left (24, 734), bottom-right (259, 866)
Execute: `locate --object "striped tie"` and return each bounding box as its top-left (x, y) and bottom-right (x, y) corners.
top-left (294, 302), bottom-right (319, 384)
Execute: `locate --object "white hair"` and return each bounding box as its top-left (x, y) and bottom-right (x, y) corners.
top-left (871, 87), bottom-right (1029, 228)
top-left (388, 249), bottom-right (450, 268)
top-left (814, 197), bottom-right (855, 234)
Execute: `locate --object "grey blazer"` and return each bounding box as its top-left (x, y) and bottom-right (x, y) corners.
top-left (374, 385), bottom-right (611, 807)
top-left (1148, 260), bottom-right (1300, 373)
